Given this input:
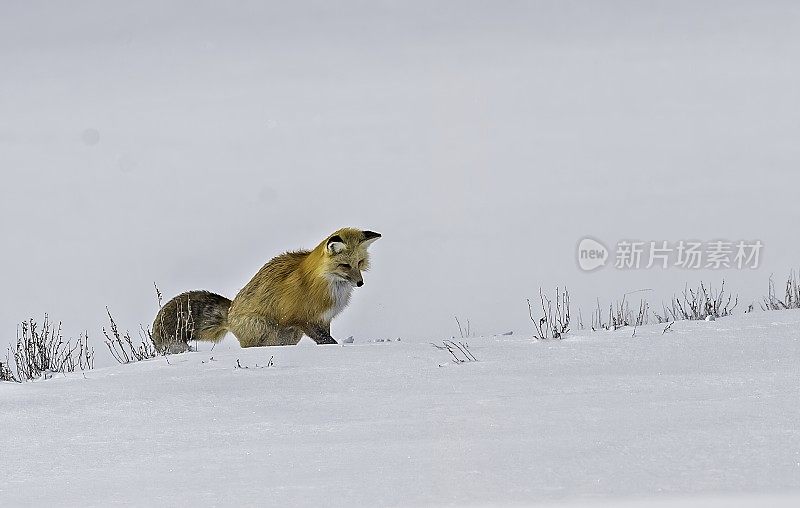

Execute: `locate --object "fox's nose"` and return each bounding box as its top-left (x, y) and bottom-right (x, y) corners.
top-left (356, 281), bottom-right (364, 287)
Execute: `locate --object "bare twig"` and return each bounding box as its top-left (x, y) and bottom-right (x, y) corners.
top-left (103, 307), bottom-right (157, 364)
top-left (454, 316), bottom-right (472, 339)
top-left (432, 340), bottom-right (478, 363)
top-left (154, 282), bottom-right (164, 308)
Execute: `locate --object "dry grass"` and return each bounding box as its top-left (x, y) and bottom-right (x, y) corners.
top-left (591, 296), bottom-right (650, 331)
top-left (3, 315), bottom-right (93, 382)
top-left (103, 307), bottom-right (158, 364)
top-left (528, 287), bottom-right (571, 340)
top-left (654, 281), bottom-right (737, 322)
top-left (762, 271), bottom-right (800, 310)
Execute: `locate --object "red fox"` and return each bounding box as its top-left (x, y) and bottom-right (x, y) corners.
top-left (152, 228), bottom-right (381, 351)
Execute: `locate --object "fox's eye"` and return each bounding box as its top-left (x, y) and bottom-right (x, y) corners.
top-left (338, 263), bottom-right (351, 270)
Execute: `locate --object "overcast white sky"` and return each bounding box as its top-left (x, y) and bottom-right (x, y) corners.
top-left (2, 1), bottom-right (799, 351)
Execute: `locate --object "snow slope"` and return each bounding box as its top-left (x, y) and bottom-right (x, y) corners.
top-left (2, 310), bottom-right (799, 507)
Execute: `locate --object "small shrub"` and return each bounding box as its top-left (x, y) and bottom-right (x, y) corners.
top-left (654, 281), bottom-right (737, 322)
top-left (762, 271), bottom-right (800, 310)
top-left (103, 308), bottom-right (157, 364)
top-left (591, 297), bottom-right (650, 331)
top-left (528, 287), bottom-right (570, 340)
top-left (5, 315), bottom-right (93, 382)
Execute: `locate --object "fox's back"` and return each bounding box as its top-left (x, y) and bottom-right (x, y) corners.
top-left (229, 250), bottom-right (332, 325)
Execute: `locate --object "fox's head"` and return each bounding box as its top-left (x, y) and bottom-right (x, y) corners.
top-left (322, 228), bottom-right (381, 288)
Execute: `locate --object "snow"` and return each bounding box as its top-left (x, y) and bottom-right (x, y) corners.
top-left (2, 310), bottom-right (799, 506)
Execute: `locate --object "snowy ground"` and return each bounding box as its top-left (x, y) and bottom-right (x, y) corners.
top-left (2, 310), bottom-right (799, 507)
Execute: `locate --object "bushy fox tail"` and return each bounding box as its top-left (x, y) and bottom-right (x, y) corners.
top-left (151, 290), bottom-right (232, 353)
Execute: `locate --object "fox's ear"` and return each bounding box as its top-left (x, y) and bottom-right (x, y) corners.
top-left (361, 230), bottom-right (381, 248)
top-left (326, 235), bottom-right (347, 254)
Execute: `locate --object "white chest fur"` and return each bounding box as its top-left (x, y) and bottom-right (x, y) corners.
top-left (322, 280), bottom-right (352, 322)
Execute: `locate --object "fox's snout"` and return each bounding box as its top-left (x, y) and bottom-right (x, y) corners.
top-left (348, 273), bottom-right (363, 287)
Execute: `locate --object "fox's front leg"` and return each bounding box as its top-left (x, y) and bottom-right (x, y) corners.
top-left (302, 322), bottom-right (337, 345)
